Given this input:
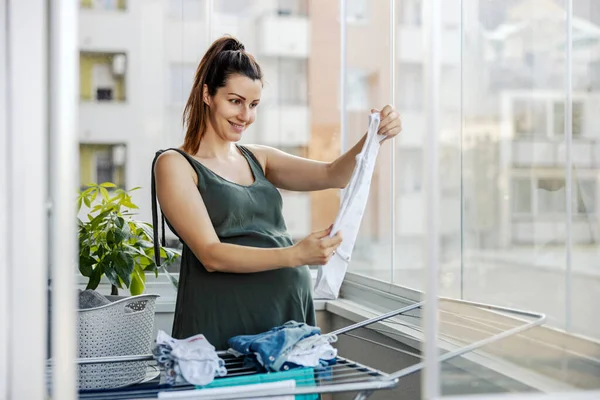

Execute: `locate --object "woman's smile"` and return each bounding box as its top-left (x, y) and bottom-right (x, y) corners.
top-left (228, 121), bottom-right (245, 134)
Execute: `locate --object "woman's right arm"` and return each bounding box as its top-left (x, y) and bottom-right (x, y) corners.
top-left (154, 151), bottom-right (342, 273)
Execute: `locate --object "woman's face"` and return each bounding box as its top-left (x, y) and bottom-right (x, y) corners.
top-left (205, 73), bottom-right (262, 142)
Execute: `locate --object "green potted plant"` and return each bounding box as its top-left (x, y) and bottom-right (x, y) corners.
top-left (77, 182), bottom-right (180, 296)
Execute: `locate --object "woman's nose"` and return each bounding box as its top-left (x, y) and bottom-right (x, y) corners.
top-left (238, 106), bottom-right (251, 122)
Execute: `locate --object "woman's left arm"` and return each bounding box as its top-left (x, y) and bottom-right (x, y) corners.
top-left (250, 105), bottom-right (402, 191)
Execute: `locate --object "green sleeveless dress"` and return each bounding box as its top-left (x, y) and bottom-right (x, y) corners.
top-left (163, 146), bottom-right (315, 350)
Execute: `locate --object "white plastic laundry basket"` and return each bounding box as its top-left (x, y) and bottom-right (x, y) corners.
top-left (77, 294), bottom-right (159, 390)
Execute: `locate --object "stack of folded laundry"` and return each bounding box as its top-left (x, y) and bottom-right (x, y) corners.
top-left (153, 330), bottom-right (227, 386)
top-left (227, 321), bottom-right (337, 372)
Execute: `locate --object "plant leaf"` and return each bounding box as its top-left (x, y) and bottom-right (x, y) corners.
top-left (103, 260), bottom-right (120, 288)
top-left (114, 252), bottom-right (134, 287)
top-left (121, 200), bottom-right (138, 209)
top-left (86, 264), bottom-right (104, 291)
top-left (124, 243), bottom-right (149, 258)
top-left (79, 255), bottom-right (96, 277)
top-left (130, 267), bottom-right (145, 296)
top-left (100, 182), bottom-right (117, 188)
top-left (100, 186), bottom-right (110, 202)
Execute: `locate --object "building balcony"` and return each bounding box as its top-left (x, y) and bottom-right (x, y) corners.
top-left (512, 215), bottom-right (598, 244)
top-left (258, 15), bottom-right (309, 58)
top-left (511, 138), bottom-right (600, 168)
top-left (257, 104), bottom-right (310, 147)
top-left (79, 101), bottom-right (135, 142)
top-left (79, 10), bottom-right (135, 52)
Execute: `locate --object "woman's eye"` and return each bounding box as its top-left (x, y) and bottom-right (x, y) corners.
top-left (250, 103), bottom-right (259, 109)
top-left (229, 99), bottom-right (240, 104)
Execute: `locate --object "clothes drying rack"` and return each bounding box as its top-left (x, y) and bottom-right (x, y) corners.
top-left (73, 298), bottom-right (545, 400)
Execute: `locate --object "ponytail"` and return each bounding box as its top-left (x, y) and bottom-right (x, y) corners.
top-left (182, 36), bottom-right (263, 154)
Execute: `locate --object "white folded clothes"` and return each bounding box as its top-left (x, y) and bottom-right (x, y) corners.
top-left (314, 112), bottom-right (385, 299)
top-left (154, 330), bottom-right (227, 386)
top-left (285, 334), bottom-right (338, 368)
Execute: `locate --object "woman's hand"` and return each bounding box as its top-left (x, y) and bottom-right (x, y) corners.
top-left (289, 225), bottom-right (343, 266)
top-left (372, 104), bottom-right (402, 142)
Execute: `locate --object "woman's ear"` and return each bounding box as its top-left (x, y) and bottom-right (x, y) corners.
top-left (202, 84), bottom-right (210, 106)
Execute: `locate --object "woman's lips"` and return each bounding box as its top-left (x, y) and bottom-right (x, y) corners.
top-left (229, 121), bottom-right (244, 133)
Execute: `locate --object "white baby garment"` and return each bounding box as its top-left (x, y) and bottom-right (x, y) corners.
top-left (313, 112), bottom-right (385, 299)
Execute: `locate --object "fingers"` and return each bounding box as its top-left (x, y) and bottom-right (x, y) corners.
top-left (380, 104), bottom-right (394, 118)
top-left (314, 224), bottom-right (333, 239)
top-left (377, 111), bottom-right (401, 134)
top-left (317, 233), bottom-right (343, 264)
top-left (379, 121), bottom-right (402, 138)
top-left (320, 230), bottom-right (343, 248)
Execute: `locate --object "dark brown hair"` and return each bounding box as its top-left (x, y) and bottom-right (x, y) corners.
top-left (182, 36), bottom-right (263, 154)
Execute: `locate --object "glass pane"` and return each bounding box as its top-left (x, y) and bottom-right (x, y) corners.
top-left (393, 0), bottom-right (462, 297)
top-left (344, 0), bottom-right (393, 282)
top-left (447, 0), bottom-right (600, 396)
top-left (571, 0), bottom-right (600, 351)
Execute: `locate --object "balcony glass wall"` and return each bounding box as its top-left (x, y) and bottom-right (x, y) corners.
top-left (5, 0), bottom-right (598, 397)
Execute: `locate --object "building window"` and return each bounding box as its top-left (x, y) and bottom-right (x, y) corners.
top-left (277, 59), bottom-right (308, 105)
top-left (513, 99), bottom-right (547, 138)
top-left (79, 144), bottom-right (126, 189)
top-left (346, 69), bottom-right (371, 111)
top-left (576, 179), bottom-right (597, 214)
top-left (214, 0), bottom-right (253, 15)
top-left (514, 98), bottom-right (585, 139)
top-left (170, 64), bottom-right (196, 105)
top-left (553, 101), bottom-right (583, 137)
top-left (346, 0), bottom-right (368, 23)
top-left (397, 65), bottom-right (423, 110)
top-left (397, 0), bottom-right (422, 26)
top-left (537, 178), bottom-right (566, 214)
top-left (80, 52), bottom-right (127, 102)
top-left (512, 178), bottom-right (532, 214)
top-left (275, 0), bottom-right (309, 16)
top-left (80, 0), bottom-right (127, 11)
top-left (168, 0), bottom-right (205, 20)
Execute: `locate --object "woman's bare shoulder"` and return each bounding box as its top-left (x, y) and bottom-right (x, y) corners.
top-left (155, 148), bottom-right (197, 183)
top-left (242, 144), bottom-right (272, 169)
